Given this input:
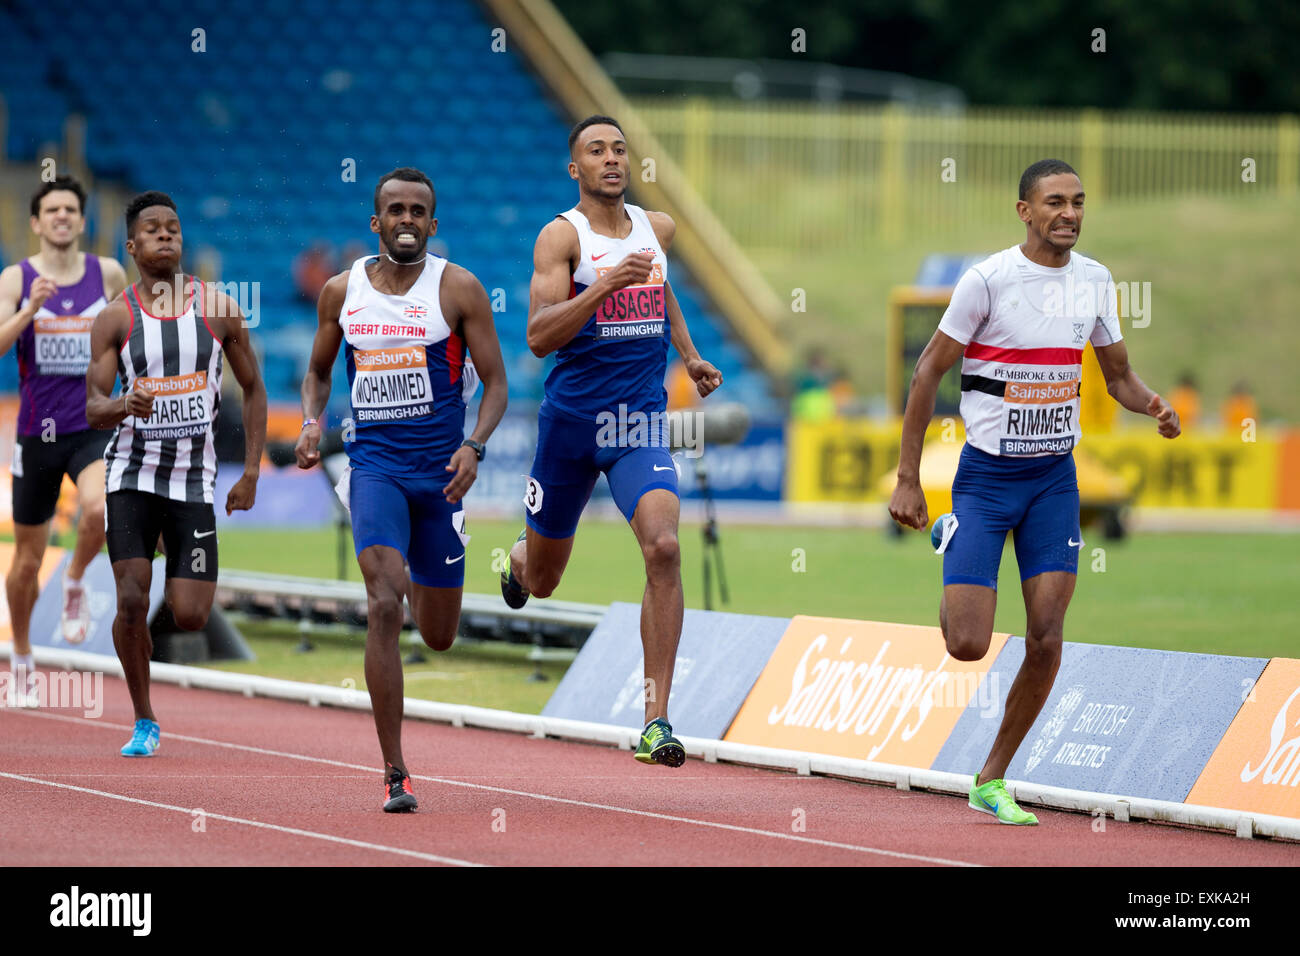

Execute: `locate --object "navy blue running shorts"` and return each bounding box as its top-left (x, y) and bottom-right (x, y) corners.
top-left (524, 401), bottom-right (679, 540)
top-left (942, 443), bottom-right (1082, 590)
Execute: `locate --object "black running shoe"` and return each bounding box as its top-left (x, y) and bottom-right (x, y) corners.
top-left (500, 528), bottom-right (530, 609)
top-left (383, 764), bottom-right (418, 813)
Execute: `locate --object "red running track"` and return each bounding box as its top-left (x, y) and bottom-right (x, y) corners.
top-left (2, 668), bottom-right (1297, 867)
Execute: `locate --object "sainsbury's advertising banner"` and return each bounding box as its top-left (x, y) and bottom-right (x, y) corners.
top-left (1186, 657), bottom-right (1300, 819)
top-left (724, 616), bottom-right (1009, 766)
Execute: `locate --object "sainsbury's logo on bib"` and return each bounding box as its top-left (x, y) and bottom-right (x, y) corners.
top-left (34, 315), bottom-right (93, 375)
top-left (134, 371), bottom-right (211, 440)
top-left (352, 346), bottom-right (433, 423)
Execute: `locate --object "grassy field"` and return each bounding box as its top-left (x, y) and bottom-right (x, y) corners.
top-left (217, 520), bottom-right (1296, 661)
top-left (744, 193), bottom-right (1300, 422)
top-left (17, 518), bottom-right (1286, 715)
top-left (203, 625), bottom-right (568, 714)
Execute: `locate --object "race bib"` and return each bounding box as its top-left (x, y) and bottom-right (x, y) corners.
top-left (134, 372), bottom-right (212, 440)
top-left (594, 263), bottom-right (665, 340)
top-left (1000, 377), bottom-right (1079, 455)
top-left (34, 315), bottom-right (93, 375)
top-left (351, 346), bottom-right (433, 423)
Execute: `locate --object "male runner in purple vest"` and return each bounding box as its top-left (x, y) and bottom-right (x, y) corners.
top-left (0, 176), bottom-right (126, 704)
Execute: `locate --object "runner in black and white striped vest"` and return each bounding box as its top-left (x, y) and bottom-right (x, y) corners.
top-left (104, 275), bottom-right (223, 503)
top-left (87, 190), bottom-right (267, 759)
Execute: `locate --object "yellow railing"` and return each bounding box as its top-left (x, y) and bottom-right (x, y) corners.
top-left (632, 99), bottom-right (1300, 244)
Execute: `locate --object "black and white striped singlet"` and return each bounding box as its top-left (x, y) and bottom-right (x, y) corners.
top-left (105, 278), bottom-right (223, 504)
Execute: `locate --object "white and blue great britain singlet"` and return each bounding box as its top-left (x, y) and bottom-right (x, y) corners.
top-left (341, 254), bottom-right (466, 475)
top-left (105, 278), bottom-right (223, 503)
top-left (542, 203), bottom-right (670, 420)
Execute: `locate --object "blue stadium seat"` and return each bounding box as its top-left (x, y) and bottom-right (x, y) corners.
top-left (0, 0), bottom-right (776, 409)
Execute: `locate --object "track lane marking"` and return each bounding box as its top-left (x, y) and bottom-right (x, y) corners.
top-left (15, 710), bottom-right (980, 867)
top-left (0, 769), bottom-right (483, 867)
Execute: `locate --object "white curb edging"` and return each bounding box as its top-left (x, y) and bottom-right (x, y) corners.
top-left (10, 642), bottom-right (1298, 843)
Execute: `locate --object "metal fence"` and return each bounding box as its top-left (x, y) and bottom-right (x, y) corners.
top-left (631, 99), bottom-right (1300, 244)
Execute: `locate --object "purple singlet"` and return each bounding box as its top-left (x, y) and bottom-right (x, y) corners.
top-left (15, 255), bottom-right (108, 436)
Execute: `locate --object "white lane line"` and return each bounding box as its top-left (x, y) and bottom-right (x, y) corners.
top-left (14, 710), bottom-right (979, 867)
top-left (0, 769), bottom-right (482, 867)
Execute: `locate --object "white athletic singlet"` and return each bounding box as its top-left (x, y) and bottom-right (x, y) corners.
top-left (339, 254), bottom-right (466, 475)
top-left (938, 245), bottom-right (1123, 457)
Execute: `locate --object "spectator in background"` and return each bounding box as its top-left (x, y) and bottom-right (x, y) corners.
top-left (292, 242), bottom-right (337, 302)
top-left (1222, 380), bottom-right (1258, 431)
top-left (829, 371), bottom-right (856, 415)
top-left (792, 346), bottom-right (836, 421)
top-left (1168, 372), bottom-right (1200, 429)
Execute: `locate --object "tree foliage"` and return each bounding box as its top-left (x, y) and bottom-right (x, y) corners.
top-left (554, 0), bottom-right (1300, 112)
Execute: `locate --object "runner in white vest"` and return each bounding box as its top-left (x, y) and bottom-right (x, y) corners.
top-left (889, 160), bottom-right (1180, 825)
top-left (296, 168), bottom-right (508, 812)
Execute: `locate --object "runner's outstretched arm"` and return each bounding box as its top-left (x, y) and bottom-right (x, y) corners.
top-left (645, 210), bottom-right (721, 398)
top-left (664, 281), bottom-right (721, 398)
top-left (216, 292), bottom-right (267, 514)
top-left (296, 272), bottom-right (347, 469)
top-left (889, 330), bottom-right (966, 530)
top-left (1094, 341), bottom-right (1181, 438)
top-left (442, 265), bottom-right (508, 504)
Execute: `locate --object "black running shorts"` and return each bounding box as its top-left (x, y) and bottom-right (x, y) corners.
top-left (105, 489), bottom-right (219, 582)
top-left (11, 430), bottom-right (110, 526)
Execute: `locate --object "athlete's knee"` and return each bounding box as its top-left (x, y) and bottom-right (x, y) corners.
top-left (527, 562), bottom-right (563, 599)
top-left (169, 604), bottom-right (211, 632)
top-left (115, 583), bottom-right (150, 623)
top-left (1024, 627), bottom-right (1063, 664)
top-left (944, 627), bottom-right (990, 662)
top-left (6, 550), bottom-right (41, 585)
top-left (640, 530), bottom-right (680, 576)
top-left (419, 622), bottom-right (457, 653)
top-left (367, 590), bottom-right (405, 635)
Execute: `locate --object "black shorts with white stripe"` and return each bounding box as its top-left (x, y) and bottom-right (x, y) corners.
top-left (105, 489), bottom-right (218, 582)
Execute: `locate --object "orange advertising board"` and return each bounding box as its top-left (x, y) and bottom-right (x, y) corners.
top-left (725, 615), bottom-right (1009, 765)
top-left (1186, 658), bottom-right (1300, 819)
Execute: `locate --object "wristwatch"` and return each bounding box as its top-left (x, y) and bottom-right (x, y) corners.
top-left (461, 438), bottom-right (486, 460)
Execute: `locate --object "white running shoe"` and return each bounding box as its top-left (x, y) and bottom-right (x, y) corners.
top-left (61, 581), bottom-right (90, 645)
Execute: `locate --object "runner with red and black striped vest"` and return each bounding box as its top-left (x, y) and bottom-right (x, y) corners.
top-left (889, 159), bottom-right (1181, 826)
top-left (87, 191), bottom-right (267, 758)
